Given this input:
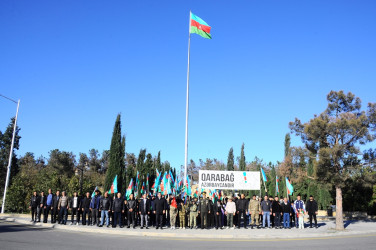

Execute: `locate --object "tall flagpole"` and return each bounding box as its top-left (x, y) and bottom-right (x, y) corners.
top-left (184, 11), bottom-right (191, 187)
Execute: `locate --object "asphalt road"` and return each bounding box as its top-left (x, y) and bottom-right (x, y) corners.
top-left (0, 220), bottom-right (375, 250)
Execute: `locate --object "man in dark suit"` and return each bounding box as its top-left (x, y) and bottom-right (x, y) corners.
top-left (139, 193), bottom-right (151, 229)
top-left (153, 192), bottom-right (166, 229)
top-left (51, 190), bottom-right (60, 223)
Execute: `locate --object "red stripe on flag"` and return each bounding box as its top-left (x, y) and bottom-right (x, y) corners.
top-left (191, 19), bottom-right (211, 33)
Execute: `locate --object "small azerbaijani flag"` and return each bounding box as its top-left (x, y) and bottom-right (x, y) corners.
top-left (91, 186), bottom-right (98, 198)
top-left (286, 177), bottom-right (294, 195)
top-left (276, 176), bottom-right (279, 194)
top-left (261, 167), bottom-right (268, 182)
top-left (108, 175), bottom-right (118, 194)
top-left (190, 12), bottom-right (212, 39)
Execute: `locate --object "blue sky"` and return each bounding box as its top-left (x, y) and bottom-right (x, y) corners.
top-left (1, 0), bottom-right (375, 168)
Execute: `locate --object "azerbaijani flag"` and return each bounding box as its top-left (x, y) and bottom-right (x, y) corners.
top-left (261, 168), bottom-right (268, 182)
top-left (286, 177), bottom-right (294, 195)
top-left (141, 182), bottom-right (145, 195)
top-left (125, 178), bottom-right (134, 199)
top-left (146, 173), bottom-right (149, 192)
top-left (190, 12), bottom-right (212, 39)
top-left (91, 186), bottom-right (98, 198)
top-left (108, 175), bottom-right (118, 194)
top-left (276, 176), bottom-right (279, 194)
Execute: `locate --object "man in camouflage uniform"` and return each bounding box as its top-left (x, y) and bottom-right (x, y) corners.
top-left (248, 194), bottom-right (261, 228)
top-left (189, 198), bottom-right (198, 229)
top-left (198, 192), bottom-right (211, 229)
top-left (178, 200), bottom-right (188, 229)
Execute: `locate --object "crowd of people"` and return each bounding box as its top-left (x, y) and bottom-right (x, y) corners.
top-left (29, 189), bottom-right (319, 230)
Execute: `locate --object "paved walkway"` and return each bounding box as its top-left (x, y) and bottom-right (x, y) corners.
top-left (1, 213), bottom-right (376, 239)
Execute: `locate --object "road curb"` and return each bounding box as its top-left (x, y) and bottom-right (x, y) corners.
top-left (1, 216), bottom-right (376, 239)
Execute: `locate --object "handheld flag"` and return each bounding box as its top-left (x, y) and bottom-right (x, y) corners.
top-left (91, 186), bottom-right (98, 198)
top-left (261, 168), bottom-right (268, 182)
top-left (108, 175), bottom-right (118, 194)
top-left (190, 12), bottom-right (212, 39)
top-left (125, 178), bottom-right (134, 199)
top-left (286, 177), bottom-right (294, 195)
top-left (276, 176), bottom-right (279, 195)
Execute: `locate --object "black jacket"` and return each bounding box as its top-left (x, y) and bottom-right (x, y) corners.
top-left (281, 202), bottom-right (292, 214)
top-left (154, 197), bottom-right (166, 214)
top-left (213, 202), bottom-right (222, 214)
top-left (236, 198), bottom-right (248, 211)
top-left (306, 200), bottom-right (318, 214)
top-left (81, 196), bottom-right (91, 210)
top-left (30, 195), bottom-right (40, 208)
top-left (100, 196), bottom-right (112, 211)
top-left (112, 197), bottom-right (125, 212)
top-left (272, 200), bottom-right (282, 214)
top-left (70, 196), bottom-right (81, 209)
top-left (52, 195), bottom-right (60, 209)
top-left (39, 195), bottom-right (46, 207)
top-left (127, 198), bottom-right (137, 211)
top-left (139, 198), bottom-right (151, 214)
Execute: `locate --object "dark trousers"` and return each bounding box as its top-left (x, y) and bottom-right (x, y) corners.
top-left (45, 205), bottom-right (51, 223)
top-left (31, 207), bottom-right (37, 221)
top-left (82, 208), bottom-right (91, 225)
top-left (200, 211), bottom-right (208, 229)
top-left (309, 213), bottom-right (317, 227)
top-left (91, 209), bottom-right (99, 225)
top-left (58, 207), bottom-right (68, 224)
top-left (37, 206), bottom-right (44, 222)
top-left (71, 207), bottom-right (80, 223)
top-left (127, 211), bottom-right (135, 227)
top-left (156, 213), bottom-right (163, 228)
top-left (214, 213), bottom-right (221, 229)
top-left (51, 207), bottom-right (59, 223)
top-left (237, 210), bottom-right (247, 228)
top-left (114, 212), bottom-right (122, 227)
top-left (274, 213), bottom-right (281, 227)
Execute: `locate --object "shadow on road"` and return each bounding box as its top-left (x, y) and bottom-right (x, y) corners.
top-left (0, 220), bottom-right (52, 234)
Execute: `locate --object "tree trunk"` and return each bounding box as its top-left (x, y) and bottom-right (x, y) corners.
top-left (335, 186), bottom-right (344, 230)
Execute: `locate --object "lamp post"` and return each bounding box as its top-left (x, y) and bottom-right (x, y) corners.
top-left (0, 94), bottom-right (20, 214)
top-left (76, 162), bottom-right (86, 196)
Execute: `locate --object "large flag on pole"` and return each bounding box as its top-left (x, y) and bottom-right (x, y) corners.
top-left (190, 12), bottom-right (212, 39)
top-left (108, 175), bottom-right (118, 194)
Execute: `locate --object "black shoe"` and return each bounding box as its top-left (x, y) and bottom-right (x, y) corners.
top-left (156, 227), bottom-right (159, 229)
top-left (245, 227), bottom-right (248, 229)
top-left (146, 227), bottom-right (149, 229)
top-left (309, 226), bottom-right (313, 228)
top-left (120, 226), bottom-right (124, 228)
top-left (140, 227), bottom-right (143, 229)
top-left (99, 225), bottom-right (103, 227)
top-left (107, 225), bottom-right (110, 228)
top-left (237, 227), bottom-right (240, 229)
top-left (133, 226), bottom-right (136, 229)
top-left (127, 226), bottom-right (130, 228)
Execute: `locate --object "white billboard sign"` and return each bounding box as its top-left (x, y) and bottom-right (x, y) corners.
top-left (198, 170), bottom-right (260, 190)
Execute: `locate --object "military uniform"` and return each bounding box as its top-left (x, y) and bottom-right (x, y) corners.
top-left (248, 199), bottom-right (261, 227)
top-left (178, 203), bottom-right (188, 228)
top-left (189, 202), bottom-right (198, 228)
top-left (198, 198), bottom-right (211, 229)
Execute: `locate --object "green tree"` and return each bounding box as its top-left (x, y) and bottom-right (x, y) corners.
top-left (0, 117), bottom-right (21, 197)
top-left (227, 147), bottom-right (234, 171)
top-left (104, 114), bottom-right (125, 193)
top-left (289, 90), bottom-right (376, 230)
top-left (239, 143), bottom-right (246, 171)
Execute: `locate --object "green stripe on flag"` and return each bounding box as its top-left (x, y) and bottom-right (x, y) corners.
top-left (190, 26), bottom-right (212, 39)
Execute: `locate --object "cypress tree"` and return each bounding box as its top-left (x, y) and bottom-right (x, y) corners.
top-left (239, 143), bottom-right (246, 171)
top-left (284, 133), bottom-right (291, 158)
top-left (227, 147), bottom-right (234, 171)
top-left (105, 114), bottom-right (125, 192)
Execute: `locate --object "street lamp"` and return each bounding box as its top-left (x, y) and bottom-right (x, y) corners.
top-left (76, 162), bottom-right (86, 196)
top-left (0, 94), bottom-right (20, 214)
